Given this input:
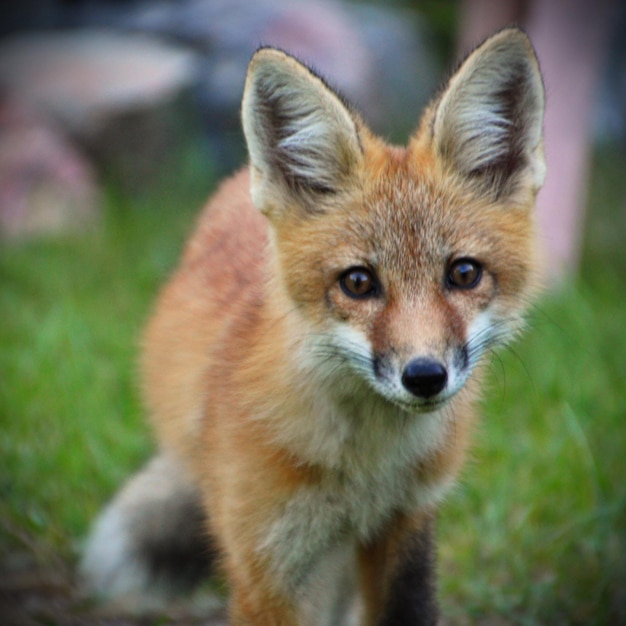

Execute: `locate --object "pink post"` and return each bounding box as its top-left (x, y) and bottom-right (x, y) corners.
top-left (526, 0), bottom-right (614, 283)
top-left (457, 0), bottom-right (615, 284)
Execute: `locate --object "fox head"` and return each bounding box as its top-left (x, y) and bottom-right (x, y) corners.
top-left (241, 28), bottom-right (545, 413)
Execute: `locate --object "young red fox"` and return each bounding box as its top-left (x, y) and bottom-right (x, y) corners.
top-left (82, 28), bottom-right (545, 625)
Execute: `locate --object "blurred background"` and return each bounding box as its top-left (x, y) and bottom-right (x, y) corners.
top-left (0, 1), bottom-right (624, 624)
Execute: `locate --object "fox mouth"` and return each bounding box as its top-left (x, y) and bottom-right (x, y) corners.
top-left (311, 333), bottom-right (463, 415)
top-left (420, 398), bottom-right (448, 412)
top-left (380, 391), bottom-right (450, 415)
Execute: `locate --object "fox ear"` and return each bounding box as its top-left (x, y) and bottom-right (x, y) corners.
top-left (242, 48), bottom-right (363, 215)
top-left (431, 28), bottom-right (545, 200)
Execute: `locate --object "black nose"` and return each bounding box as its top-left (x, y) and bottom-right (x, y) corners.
top-left (401, 359), bottom-right (448, 399)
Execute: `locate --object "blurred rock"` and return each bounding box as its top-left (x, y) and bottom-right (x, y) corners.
top-left (0, 2), bottom-right (444, 185)
top-left (74, 0), bottom-right (442, 170)
top-left (0, 29), bottom-right (198, 192)
top-left (0, 95), bottom-right (101, 239)
top-left (349, 3), bottom-right (442, 138)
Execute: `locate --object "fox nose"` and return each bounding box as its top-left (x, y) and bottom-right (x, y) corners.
top-left (401, 358), bottom-right (448, 399)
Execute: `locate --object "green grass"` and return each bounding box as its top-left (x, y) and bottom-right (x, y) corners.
top-left (439, 293), bottom-right (626, 624)
top-left (439, 148), bottom-right (626, 625)
top-left (1, 145), bottom-right (625, 624)
top-left (0, 146), bottom-right (215, 558)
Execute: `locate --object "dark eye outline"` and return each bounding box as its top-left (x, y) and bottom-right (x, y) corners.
top-left (446, 258), bottom-right (483, 290)
top-left (339, 266), bottom-right (380, 299)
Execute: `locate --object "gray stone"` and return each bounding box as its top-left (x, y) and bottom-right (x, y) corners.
top-left (119, 0), bottom-right (441, 133)
top-left (0, 29), bottom-right (199, 191)
top-left (75, 0), bottom-right (442, 170)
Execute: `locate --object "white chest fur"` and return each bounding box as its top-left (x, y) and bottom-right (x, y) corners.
top-left (256, 396), bottom-right (455, 593)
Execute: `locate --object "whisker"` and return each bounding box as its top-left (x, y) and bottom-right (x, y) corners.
top-left (502, 344), bottom-right (535, 391)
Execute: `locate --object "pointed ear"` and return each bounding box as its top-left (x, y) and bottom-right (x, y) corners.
top-left (431, 28), bottom-right (545, 201)
top-left (241, 48), bottom-right (363, 216)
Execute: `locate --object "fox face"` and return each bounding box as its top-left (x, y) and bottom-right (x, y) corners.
top-left (242, 31), bottom-right (545, 415)
top-left (272, 160), bottom-right (539, 414)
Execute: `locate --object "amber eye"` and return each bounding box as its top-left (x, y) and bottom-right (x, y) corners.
top-left (447, 258), bottom-right (482, 289)
top-left (340, 267), bottom-right (379, 299)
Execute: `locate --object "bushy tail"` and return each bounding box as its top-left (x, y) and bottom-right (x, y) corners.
top-left (80, 453), bottom-right (213, 605)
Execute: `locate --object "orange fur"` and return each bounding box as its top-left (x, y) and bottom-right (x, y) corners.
top-left (88, 28), bottom-right (545, 625)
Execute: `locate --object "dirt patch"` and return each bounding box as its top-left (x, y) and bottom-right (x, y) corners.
top-left (0, 556), bottom-right (227, 626)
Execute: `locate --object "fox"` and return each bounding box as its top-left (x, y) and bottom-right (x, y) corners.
top-left (81, 27), bottom-right (546, 625)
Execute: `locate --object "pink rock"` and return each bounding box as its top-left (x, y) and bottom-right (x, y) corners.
top-left (0, 30), bottom-right (197, 192)
top-left (0, 96), bottom-right (101, 239)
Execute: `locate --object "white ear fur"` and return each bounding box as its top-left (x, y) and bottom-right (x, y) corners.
top-left (432, 28), bottom-right (545, 199)
top-left (241, 48), bottom-right (362, 214)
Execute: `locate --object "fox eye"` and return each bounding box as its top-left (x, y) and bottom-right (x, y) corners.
top-left (447, 258), bottom-right (482, 289)
top-left (340, 267), bottom-right (379, 299)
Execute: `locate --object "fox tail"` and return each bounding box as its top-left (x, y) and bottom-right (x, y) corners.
top-left (80, 453), bottom-right (213, 605)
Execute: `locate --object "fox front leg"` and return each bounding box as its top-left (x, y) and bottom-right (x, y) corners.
top-left (228, 587), bottom-right (299, 626)
top-left (359, 512), bottom-right (438, 626)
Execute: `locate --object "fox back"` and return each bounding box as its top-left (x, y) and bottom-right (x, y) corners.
top-left (84, 28), bottom-right (545, 625)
